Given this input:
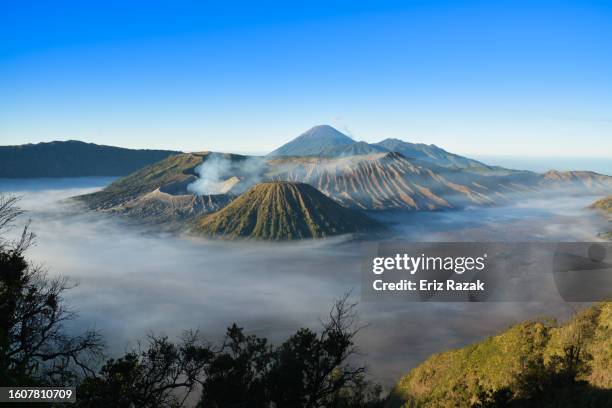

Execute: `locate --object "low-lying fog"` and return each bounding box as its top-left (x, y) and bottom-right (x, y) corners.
top-left (1, 178), bottom-right (608, 388)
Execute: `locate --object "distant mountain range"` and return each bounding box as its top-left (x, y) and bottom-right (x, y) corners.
top-left (0, 140), bottom-right (178, 178)
top-left (269, 125), bottom-right (490, 170)
top-left (374, 138), bottom-right (489, 169)
top-left (62, 124), bottom-right (612, 239)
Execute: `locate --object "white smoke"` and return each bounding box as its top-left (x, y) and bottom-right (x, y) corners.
top-left (187, 154), bottom-right (266, 196)
top-left (187, 154), bottom-right (233, 195)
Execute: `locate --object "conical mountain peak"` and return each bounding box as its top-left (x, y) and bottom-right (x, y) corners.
top-left (268, 125), bottom-right (354, 156)
top-left (194, 181), bottom-right (379, 240)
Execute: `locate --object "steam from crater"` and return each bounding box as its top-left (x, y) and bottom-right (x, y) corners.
top-left (187, 153), bottom-right (266, 195)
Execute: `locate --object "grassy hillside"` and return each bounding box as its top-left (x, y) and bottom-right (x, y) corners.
top-left (194, 181), bottom-right (381, 240)
top-left (0, 140), bottom-right (177, 178)
top-left (389, 302), bottom-right (612, 408)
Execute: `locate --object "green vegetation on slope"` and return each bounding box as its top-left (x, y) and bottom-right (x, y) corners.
top-left (194, 181), bottom-right (381, 240)
top-left (591, 196), bottom-right (612, 214)
top-left (590, 196), bottom-right (612, 240)
top-left (0, 140), bottom-right (177, 178)
top-left (75, 152), bottom-right (206, 209)
top-left (389, 303), bottom-right (612, 408)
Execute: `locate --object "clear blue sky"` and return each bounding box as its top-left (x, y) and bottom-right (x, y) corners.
top-left (1, 0), bottom-right (611, 157)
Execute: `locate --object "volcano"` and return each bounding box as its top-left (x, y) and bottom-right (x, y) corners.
top-left (73, 128), bottom-right (612, 236)
top-left (268, 125), bottom-right (355, 157)
top-left (194, 181), bottom-right (380, 240)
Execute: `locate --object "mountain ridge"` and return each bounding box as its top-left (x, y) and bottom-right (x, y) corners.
top-left (267, 125), bottom-right (495, 170)
top-left (0, 140), bottom-right (179, 178)
top-left (375, 138), bottom-right (491, 169)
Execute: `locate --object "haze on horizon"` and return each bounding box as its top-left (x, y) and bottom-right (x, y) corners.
top-left (1, 1), bottom-right (611, 158)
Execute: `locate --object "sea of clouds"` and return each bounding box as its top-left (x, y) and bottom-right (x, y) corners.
top-left (0, 177), bottom-right (605, 387)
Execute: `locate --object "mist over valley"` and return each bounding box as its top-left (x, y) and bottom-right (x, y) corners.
top-left (2, 174), bottom-right (607, 387)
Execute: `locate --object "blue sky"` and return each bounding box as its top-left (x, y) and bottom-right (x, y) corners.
top-left (1, 0), bottom-right (611, 158)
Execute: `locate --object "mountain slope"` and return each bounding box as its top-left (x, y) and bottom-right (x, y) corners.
top-left (590, 196), bottom-right (612, 240)
top-left (266, 152), bottom-right (504, 210)
top-left (107, 189), bottom-right (233, 226)
top-left (0, 140), bottom-right (178, 178)
top-left (544, 171), bottom-right (612, 193)
top-left (324, 141), bottom-right (389, 156)
top-left (268, 125), bottom-right (355, 156)
top-left (591, 196), bottom-right (612, 214)
top-left (194, 182), bottom-right (380, 240)
top-left (75, 152), bottom-right (206, 209)
top-left (388, 302), bottom-right (612, 408)
top-left (375, 138), bottom-right (489, 169)
top-left (267, 126), bottom-right (490, 169)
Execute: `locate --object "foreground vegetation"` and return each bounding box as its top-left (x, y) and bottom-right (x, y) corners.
top-left (389, 303), bottom-right (612, 408)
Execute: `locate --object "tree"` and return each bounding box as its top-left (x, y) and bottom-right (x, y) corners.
top-left (198, 324), bottom-right (271, 408)
top-left (197, 293), bottom-right (383, 408)
top-left (266, 294), bottom-right (367, 408)
top-left (80, 297), bottom-right (384, 408)
top-left (0, 194), bottom-right (103, 386)
top-left (78, 331), bottom-right (212, 407)
top-left (548, 306), bottom-right (597, 384)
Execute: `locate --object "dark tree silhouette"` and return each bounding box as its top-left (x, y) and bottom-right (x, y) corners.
top-left (78, 331), bottom-right (212, 407)
top-left (198, 324), bottom-right (271, 408)
top-left (197, 293), bottom-right (381, 408)
top-left (74, 294), bottom-right (384, 408)
top-left (0, 194), bottom-right (103, 386)
top-left (265, 294), bottom-right (367, 408)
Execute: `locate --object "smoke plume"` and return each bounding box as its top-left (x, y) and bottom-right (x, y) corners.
top-left (187, 153), bottom-right (266, 195)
